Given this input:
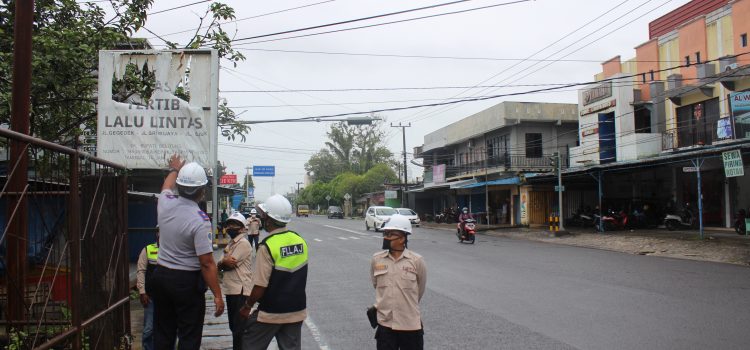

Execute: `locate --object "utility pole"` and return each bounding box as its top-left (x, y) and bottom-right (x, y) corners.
top-left (7, 0), bottom-right (34, 330)
top-left (391, 122), bottom-right (411, 207)
top-left (552, 152), bottom-right (564, 231)
top-left (245, 166), bottom-right (251, 204)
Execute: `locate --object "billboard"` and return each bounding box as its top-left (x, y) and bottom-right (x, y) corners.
top-left (433, 164), bottom-right (446, 184)
top-left (97, 50), bottom-right (218, 168)
top-left (730, 91), bottom-right (750, 139)
top-left (253, 166), bottom-right (275, 177)
top-left (219, 174), bottom-right (237, 185)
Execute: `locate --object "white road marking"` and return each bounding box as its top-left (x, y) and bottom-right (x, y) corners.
top-left (314, 238), bottom-right (323, 242)
top-left (304, 315), bottom-right (331, 350)
top-left (324, 224), bottom-right (367, 235)
top-left (348, 236), bottom-right (360, 240)
top-left (337, 237), bottom-right (348, 240)
top-left (371, 235), bottom-right (381, 238)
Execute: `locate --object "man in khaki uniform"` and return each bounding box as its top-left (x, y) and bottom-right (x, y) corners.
top-left (246, 209), bottom-right (261, 249)
top-left (371, 214), bottom-right (427, 350)
top-left (219, 212), bottom-right (254, 349)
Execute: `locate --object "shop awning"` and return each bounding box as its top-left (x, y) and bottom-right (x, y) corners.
top-left (449, 178), bottom-right (477, 189)
top-left (460, 177), bottom-right (520, 188)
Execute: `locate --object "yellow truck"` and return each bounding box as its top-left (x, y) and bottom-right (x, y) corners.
top-left (296, 204), bottom-right (310, 217)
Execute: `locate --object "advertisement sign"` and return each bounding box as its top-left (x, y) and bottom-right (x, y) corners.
top-left (433, 164), bottom-right (446, 184)
top-left (253, 166), bottom-right (275, 177)
top-left (97, 50), bottom-right (218, 168)
top-left (717, 118), bottom-right (733, 140)
top-left (582, 81), bottom-right (612, 106)
top-left (722, 149), bottom-right (744, 178)
top-left (384, 190), bottom-right (398, 199)
top-left (247, 187), bottom-right (255, 198)
top-left (219, 174), bottom-right (237, 185)
top-left (730, 91), bottom-right (750, 139)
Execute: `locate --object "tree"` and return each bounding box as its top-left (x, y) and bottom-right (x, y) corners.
top-left (0, 0), bottom-right (247, 145)
top-left (305, 119), bottom-right (395, 182)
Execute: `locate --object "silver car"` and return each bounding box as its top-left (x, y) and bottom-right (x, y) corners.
top-left (395, 208), bottom-right (420, 227)
top-left (365, 206), bottom-right (396, 231)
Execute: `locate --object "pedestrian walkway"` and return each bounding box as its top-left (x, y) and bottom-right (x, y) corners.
top-left (200, 292), bottom-right (232, 350)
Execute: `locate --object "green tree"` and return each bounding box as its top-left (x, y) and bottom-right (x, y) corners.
top-left (0, 0), bottom-right (247, 145)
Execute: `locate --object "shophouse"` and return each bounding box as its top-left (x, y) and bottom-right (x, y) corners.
top-left (559, 0), bottom-right (750, 229)
top-left (413, 101), bottom-right (578, 226)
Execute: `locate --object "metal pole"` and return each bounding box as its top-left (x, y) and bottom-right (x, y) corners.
top-left (598, 171), bottom-right (603, 232)
top-left (68, 156), bottom-right (82, 348)
top-left (6, 0), bottom-right (34, 327)
top-left (485, 146), bottom-right (489, 227)
top-left (694, 158), bottom-right (705, 239)
top-left (557, 152), bottom-right (564, 231)
top-left (391, 123), bottom-right (411, 207)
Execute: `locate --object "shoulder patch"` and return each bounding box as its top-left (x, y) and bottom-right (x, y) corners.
top-left (165, 194), bottom-right (179, 199)
top-left (198, 210), bottom-right (210, 221)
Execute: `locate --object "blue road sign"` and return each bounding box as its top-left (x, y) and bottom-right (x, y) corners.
top-left (253, 166), bottom-right (275, 177)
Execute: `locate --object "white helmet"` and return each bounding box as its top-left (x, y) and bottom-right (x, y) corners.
top-left (250, 209), bottom-right (257, 214)
top-left (226, 212), bottom-right (246, 226)
top-left (258, 194), bottom-right (293, 223)
top-left (176, 162), bottom-right (208, 187)
top-left (381, 214), bottom-right (412, 235)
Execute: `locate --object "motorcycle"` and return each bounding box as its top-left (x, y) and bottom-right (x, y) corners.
top-left (600, 209), bottom-right (628, 231)
top-left (567, 208), bottom-right (594, 227)
top-left (664, 205), bottom-right (695, 231)
top-left (734, 209), bottom-right (747, 235)
top-left (456, 218), bottom-right (477, 244)
top-left (434, 212), bottom-right (445, 224)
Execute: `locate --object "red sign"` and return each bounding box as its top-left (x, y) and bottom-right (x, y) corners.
top-left (219, 174), bottom-right (237, 185)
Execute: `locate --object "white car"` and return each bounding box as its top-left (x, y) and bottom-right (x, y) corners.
top-left (395, 208), bottom-right (420, 227)
top-left (365, 206), bottom-right (396, 231)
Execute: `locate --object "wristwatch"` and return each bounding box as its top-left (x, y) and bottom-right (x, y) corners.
top-left (168, 167), bottom-right (178, 173)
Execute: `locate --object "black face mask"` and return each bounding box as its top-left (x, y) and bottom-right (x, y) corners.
top-left (381, 238), bottom-right (391, 250)
top-left (227, 229), bottom-right (241, 239)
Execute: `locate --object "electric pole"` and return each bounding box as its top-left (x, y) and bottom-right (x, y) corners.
top-left (296, 182), bottom-right (303, 205)
top-left (391, 122), bottom-right (411, 207)
top-left (551, 152), bottom-right (564, 231)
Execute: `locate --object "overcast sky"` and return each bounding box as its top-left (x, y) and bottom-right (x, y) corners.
top-left (132, 0), bottom-right (692, 202)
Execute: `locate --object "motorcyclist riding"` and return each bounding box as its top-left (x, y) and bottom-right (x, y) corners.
top-left (458, 207), bottom-right (473, 233)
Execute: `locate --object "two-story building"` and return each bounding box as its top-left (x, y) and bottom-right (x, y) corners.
top-left (561, 0), bottom-right (750, 228)
top-left (413, 101), bottom-right (578, 226)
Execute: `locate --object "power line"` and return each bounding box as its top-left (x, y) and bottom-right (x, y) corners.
top-left (148, 0), bottom-right (210, 16)
top-left (235, 47), bottom-right (687, 63)
top-left (230, 0), bottom-right (534, 45)
top-left (149, 0), bottom-right (337, 39)
top-left (231, 0), bottom-right (477, 43)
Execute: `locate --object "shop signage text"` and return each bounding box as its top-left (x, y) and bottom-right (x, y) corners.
top-left (722, 149), bottom-right (744, 178)
top-left (219, 174), bottom-right (237, 185)
top-left (583, 82), bottom-right (613, 106)
top-left (580, 99), bottom-right (616, 116)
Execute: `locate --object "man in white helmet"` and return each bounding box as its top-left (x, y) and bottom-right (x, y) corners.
top-left (239, 194), bottom-right (308, 350)
top-left (246, 208), bottom-right (261, 249)
top-left (370, 214), bottom-right (427, 350)
top-left (149, 154), bottom-right (224, 350)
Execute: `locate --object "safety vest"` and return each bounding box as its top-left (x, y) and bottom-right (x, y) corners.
top-left (258, 230), bottom-right (308, 314)
top-left (145, 243), bottom-right (159, 284)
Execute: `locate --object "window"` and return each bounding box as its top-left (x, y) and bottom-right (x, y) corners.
top-left (741, 33), bottom-right (748, 48)
top-left (634, 108), bottom-right (651, 133)
top-left (525, 133), bottom-right (543, 158)
top-left (685, 55), bottom-right (691, 66)
top-left (695, 51), bottom-right (701, 64)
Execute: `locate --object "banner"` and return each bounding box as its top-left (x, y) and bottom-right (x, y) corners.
top-left (253, 166), bottom-right (275, 177)
top-left (730, 91), bottom-right (750, 139)
top-left (433, 164), bottom-right (446, 184)
top-left (220, 174), bottom-right (237, 185)
top-left (97, 50), bottom-right (217, 168)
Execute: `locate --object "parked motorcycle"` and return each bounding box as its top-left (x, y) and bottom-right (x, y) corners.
top-left (600, 209), bottom-right (628, 231)
top-left (567, 208), bottom-right (595, 227)
top-left (456, 218), bottom-right (477, 244)
top-left (664, 204), bottom-right (695, 231)
top-left (734, 209), bottom-right (747, 235)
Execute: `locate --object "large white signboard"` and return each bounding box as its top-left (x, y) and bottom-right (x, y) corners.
top-left (97, 50), bottom-right (218, 168)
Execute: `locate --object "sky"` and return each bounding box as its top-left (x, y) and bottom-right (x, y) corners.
top-left (127, 0), bottom-right (693, 201)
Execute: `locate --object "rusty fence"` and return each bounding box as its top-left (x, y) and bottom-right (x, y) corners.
top-left (0, 128), bottom-right (130, 349)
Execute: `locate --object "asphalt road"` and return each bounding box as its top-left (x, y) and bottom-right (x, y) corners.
top-left (280, 215), bottom-right (750, 350)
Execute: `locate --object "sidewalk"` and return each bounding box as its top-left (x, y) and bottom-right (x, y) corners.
top-left (423, 222), bottom-right (750, 266)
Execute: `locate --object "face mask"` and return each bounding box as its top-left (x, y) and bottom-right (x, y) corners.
top-left (227, 229), bottom-right (241, 239)
top-left (382, 238), bottom-right (391, 250)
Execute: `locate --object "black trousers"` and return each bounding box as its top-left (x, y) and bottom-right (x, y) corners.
top-left (375, 325), bottom-right (424, 350)
top-left (148, 266), bottom-right (206, 350)
top-left (248, 235), bottom-right (259, 249)
top-left (226, 294), bottom-right (249, 349)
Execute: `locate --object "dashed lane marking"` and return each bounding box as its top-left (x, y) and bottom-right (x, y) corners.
top-left (324, 225), bottom-right (368, 235)
top-left (348, 236), bottom-right (360, 240)
top-left (314, 238), bottom-right (323, 242)
top-left (337, 237), bottom-right (348, 240)
top-left (304, 315), bottom-right (331, 350)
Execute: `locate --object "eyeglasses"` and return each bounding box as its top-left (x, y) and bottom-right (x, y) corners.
top-left (382, 231), bottom-right (404, 238)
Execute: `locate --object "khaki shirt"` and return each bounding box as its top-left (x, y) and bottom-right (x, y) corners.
top-left (371, 249), bottom-right (427, 331)
top-left (246, 218), bottom-right (261, 236)
top-left (136, 248), bottom-right (148, 295)
top-left (252, 227), bottom-right (307, 324)
top-left (220, 232), bottom-right (254, 296)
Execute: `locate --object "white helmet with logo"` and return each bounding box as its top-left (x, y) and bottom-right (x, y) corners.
top-left (381, 214), bottom-right (412, 235)
top-left (226, 212), bottom-right (246, 226)
top-left (176, 162), bottom-right (208, 187)
top-left (258, 194), bottom-right (293, 223)
top-left (250, 208), bottom-right (257, 215)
